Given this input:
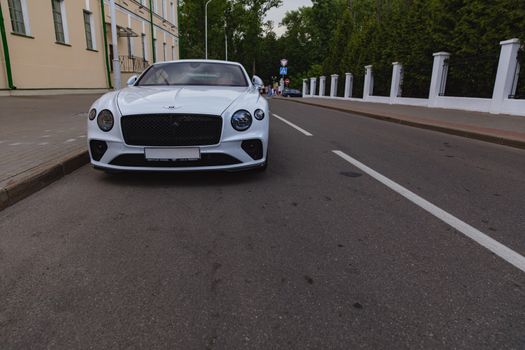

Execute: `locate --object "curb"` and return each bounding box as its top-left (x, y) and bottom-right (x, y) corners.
top-left (278, 98), bottom-right (525, 150)
top-left (0, 150), bottom-right (89, 212)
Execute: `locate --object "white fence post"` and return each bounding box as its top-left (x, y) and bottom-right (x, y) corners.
top-left (429, 52), bottom-right (450, 106)
top-left (490, 38), bottom-right (521, 114)
top-left (364, 65), bottom-right (373, 100)
top-left (302, 79), bottom-right (309, 97)
top-left (344, 73), bottom-right (353, 98)
top-left (310, 77), bottom-right (317, 96)
top-left (319, 76), bottom-right (326, 96)
top-left (390, 62), bottom-right (403, 103)
top-left (330, 74), bottom-right (339, 97)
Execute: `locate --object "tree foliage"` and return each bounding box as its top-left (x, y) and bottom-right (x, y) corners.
top-left (179, 0), bottom-right (525, 96)
top-left (179, 0), bottom-right (281, 80)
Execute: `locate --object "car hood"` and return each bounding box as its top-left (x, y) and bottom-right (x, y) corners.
top-left (117, 86), bottom-right (250, 116)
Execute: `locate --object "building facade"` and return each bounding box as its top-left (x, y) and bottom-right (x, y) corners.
top-left (0, 0), bottom-right (179, 94)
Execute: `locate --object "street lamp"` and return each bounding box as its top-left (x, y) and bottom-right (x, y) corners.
top-left (205, 0), bottom-right (214, 60)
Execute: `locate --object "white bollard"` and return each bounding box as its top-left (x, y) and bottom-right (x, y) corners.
top-left (330, 74), bottom-right (339, 97)
top-left (390, 62), bottom-right (403, 103)
top-left (319, 76), bottom-right (326, 96)
top-left (344, 73), bottom-right (353, 98)
top-left (490, 38), bottom-right (521, 114)
top-left (302, 79), bottom-right (309, 97)
top-left (428, 52), bottom-right (450, 106)
top-left (310, 77), bottom-right (317, 96)
top-left (363, 65), bottom-right (373, 100)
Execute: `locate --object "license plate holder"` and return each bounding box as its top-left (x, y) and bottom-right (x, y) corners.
top-left (144, 147), bottom-right (201, 161)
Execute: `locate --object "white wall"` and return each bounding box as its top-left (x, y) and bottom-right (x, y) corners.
top-left (303, 38), bottom-right (525, 117)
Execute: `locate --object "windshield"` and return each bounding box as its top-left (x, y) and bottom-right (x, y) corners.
top-left (136, 62), bottom-right (249, 87)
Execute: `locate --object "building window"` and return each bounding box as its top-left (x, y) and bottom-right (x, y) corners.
top-left (163, 42), bottom-right (166, 61)
top-left (8, 0), bottom-right (27, 35)
top-left (83, 10), bottom-right (94, 50)
top-left (172, 45), bottom-right (175, 60)
top-left (162, 0), bottom-right (166, 17)
top-left (141, 34), bottom-right (147, 60)
top-left (51, 0), bottom-right (66, 43)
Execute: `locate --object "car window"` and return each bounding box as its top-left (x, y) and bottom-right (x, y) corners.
top-left (137, 62), bottom-right (248, 87)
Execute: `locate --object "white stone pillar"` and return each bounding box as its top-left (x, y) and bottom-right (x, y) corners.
top-left (319, 76), bottom-right (326, 96)
top-left (344, 73), bottom-right (353, 98)
top-left (330, 74), bottom-right (339, 97)
top-left (390, 62), bottom-right (403, 102)
top-left (302, 79), bottom-right (309, 97)
top-left (490, 38), bottom-right (521, 114)
top-left (363, 65), bottom-right (373, 100)
top-left (310, 77), bottom-right (317, 96)
top-left (429, 52), bottom-right (450, 106)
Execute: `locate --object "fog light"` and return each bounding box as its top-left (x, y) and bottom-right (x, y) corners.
top-left (97, 109), bottom-right (114, 132)
top-left (231, 110), bottom-right (252, 131)
top-left (241, 139), bottom-right (263, 160)
top-left (254, 109), bottom-right (265, 120)
top-left (88, 108), bottom-right (97, 120)
top-left (90, 140), bottom-right (108, 161)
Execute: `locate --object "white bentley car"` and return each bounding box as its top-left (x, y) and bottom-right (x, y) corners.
top-left (87, 60), bottom-right (269, 172)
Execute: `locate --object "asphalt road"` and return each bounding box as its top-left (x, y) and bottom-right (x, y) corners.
top-left (1, 98), bottom-right (524, 349)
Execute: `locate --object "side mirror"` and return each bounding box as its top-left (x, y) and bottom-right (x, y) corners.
top-left (252, 75), bottom-right (263, 89)
top-left (127, 75), bottom-right (138, 86)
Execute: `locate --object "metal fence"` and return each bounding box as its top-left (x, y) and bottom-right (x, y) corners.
top-left (352, 71), bottom-right (364, 98)
top-left (325, 76), bottom-right (331, 97)
top-left (372, 63), bottom-right (392, 97)
top-left (119, 56), bottom-right (149, 73)
top-left (510, 48), bottom-right (525, 99)
top-left (337, 73), bottom-right (345, 97)
top-left (443, 53), bottom-right (499, 98)
top-left (401, 60), bottom-right (433, 98)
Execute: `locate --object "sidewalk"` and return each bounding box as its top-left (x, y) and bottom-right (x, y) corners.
top-left (280, 97), bottom-right (525, 149)
top-left (0, 94), bottom-right (101, 209)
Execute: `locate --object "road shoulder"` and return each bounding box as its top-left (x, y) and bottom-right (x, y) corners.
top-left (276, 97), bottom-right (525, 149)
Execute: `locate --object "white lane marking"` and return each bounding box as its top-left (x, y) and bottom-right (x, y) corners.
top-left (64, 138), bottom-right (76, 143)
top-left (272, 113), bottom-right (313, 136)
top-left (40, 135), bottom-right (52, 138)
top-left (333, 150), bottom-right (525, 273)
top-left (78, 135), bottom-right (86, 138)
top-left (9, 142), bottom-right (22, 146)
top-left (38, 142), bottom-right (49, 146)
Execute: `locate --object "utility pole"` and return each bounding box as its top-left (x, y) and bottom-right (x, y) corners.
top-left (224, 20), bottom-right (228, 61)
top-left (110, 0), bottom-right (121, 89)
top-left (205, 0), bottom-right (213, 59)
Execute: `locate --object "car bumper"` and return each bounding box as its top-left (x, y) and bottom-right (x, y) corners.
top-left (88, 138), bottom-right (267, 172)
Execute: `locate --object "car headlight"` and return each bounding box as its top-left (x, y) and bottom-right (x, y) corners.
top-left (254, 109), bottom-right (265, 120)
top-left (97, 109), bottom-right (114, 132)
top-left (231, 110), bottom-right (252, 131)
top-left (88, 108), bottom-right (97, 120)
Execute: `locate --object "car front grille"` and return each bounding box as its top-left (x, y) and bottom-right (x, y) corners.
top-left (121, 114), bottom-right (222, 146)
